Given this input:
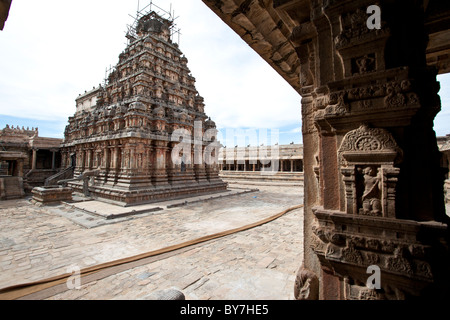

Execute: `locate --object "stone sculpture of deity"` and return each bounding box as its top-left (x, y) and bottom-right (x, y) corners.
top-left (361, 166), bottom-right (382, 216)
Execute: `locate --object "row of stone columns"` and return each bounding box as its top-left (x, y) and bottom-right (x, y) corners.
top-left (31, 148), bottom-right (58, 171)
top-left (220, 159), bottom-right (302, 172)
top-left (64, 140), bottom-right (220, 184)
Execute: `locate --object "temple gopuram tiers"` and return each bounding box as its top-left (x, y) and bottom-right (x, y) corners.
top-left (61, 11), bottom-right (227, 206)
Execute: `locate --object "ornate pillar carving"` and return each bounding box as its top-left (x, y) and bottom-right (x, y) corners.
top-left (194, 144), bottom-right (208, 184)
top-left (167, 142), bottom-right (176, 185)
top-left (153, 140), bottom-right (169, 186)
top-left (271, 0), bottom-right (450, 300)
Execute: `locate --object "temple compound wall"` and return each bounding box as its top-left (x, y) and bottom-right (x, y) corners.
top-left (61, 11), bottom-right (227, 206)
top-left (203, 0), bottom-right (450, 299)
top-left (0, 125), bottom-right (62, 200)
top-left (218, 143), bottom-right (303, 172)
top-left (218, 143), bottom-right (304, 185)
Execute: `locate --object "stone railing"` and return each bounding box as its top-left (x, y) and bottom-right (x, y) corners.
top-left (44, 167), bottom-right (74, 187)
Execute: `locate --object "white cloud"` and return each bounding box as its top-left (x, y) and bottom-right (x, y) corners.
top-left (0, 0), bottom-right (301, 133)
top-left (4, 0), bottom-right (445, 141)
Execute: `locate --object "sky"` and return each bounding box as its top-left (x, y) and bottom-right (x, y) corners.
top-left (1, 0), bottom-right (449, 146)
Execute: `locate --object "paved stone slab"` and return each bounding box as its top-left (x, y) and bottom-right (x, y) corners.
top-left (0, 185), bottom-right (303, 299)
top-left (64, 188), bottom-right (256, 221)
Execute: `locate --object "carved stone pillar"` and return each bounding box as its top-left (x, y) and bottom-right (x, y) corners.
top-left (144, 143), bottom-right (153, 177)
top-left (51, 150), bottom-right (56, 170)
top-left (167, 142), bottom-right (176, 185)
top-left (270, 0), bottom-right (450, 300)
top-left (31, 148), bottom-right (38, 171)
top-left (205, 143), bottom-right (221, 183)
top-left (153, 140), bottom-right (169, 187)
top-left (17, 159), bottom-right (24, 177)
top-left (103, 144), bottom-right (111, 172)
top-left (75, 146), bottom-right (84, 176)
top-left (130, 143), bottom-right (136, 171)
top-left (194, 145), bottom-right (208, 184)
top-left (114, 144), bottom-right (121, 172)
top-left (87, 147), bottom-right (93, 170)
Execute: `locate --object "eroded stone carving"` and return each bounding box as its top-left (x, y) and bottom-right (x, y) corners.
top-left (325, 92), bottom-right (348, 116)
top-left (294, 268), bottom-right (319, 300)
top-left (386, 247), bottom-right (414, 275)
top-left (311, 206), bottom-right (442, 299)
top-left (355, 54), bottom-right (376, 74)
top-left (342, 241), bottom-right (363, 265)
top-left (361, 166), bottom-right (382, 216)
top-left (339, 124), bottom-right (401, 161)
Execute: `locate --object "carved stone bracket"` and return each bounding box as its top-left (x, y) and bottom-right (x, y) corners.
top-left (314, 69), bottom-right (421, 125)
top-left (311, 207), bottom-right (448, 299)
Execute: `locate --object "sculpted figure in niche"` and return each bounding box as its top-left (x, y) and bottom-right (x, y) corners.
top-left (361, 166), bottom-right (382, 216)
top-left (356, 54), bottom-right (375, 74)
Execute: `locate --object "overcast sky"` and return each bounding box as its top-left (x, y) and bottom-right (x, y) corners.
top-left (1, 0), bottom-right (449, 146)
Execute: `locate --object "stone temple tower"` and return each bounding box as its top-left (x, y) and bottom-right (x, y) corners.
top-left (61, 10), bottom-right (227, 206)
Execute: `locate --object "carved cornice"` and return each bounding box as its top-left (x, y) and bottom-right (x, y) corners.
top-left (313, 69), bottom-right (423, 129)
top-left (338, 124), bottom-right (403, 165)
top-left (311, 207), bottom-right (448, 299)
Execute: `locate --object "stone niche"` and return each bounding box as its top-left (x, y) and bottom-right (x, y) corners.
top-left (338, 124), bottom-right (402, 218)
top-left (311, 125), bottom-right (449, 299)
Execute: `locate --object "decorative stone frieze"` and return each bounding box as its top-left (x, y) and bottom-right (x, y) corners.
top-left (311, 206), bottom-right (447, 299)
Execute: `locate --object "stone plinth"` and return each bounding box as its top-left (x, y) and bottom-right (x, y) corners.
top-left (31, 186), bottom-right (73, 205)
top-left (0, 176), bottom-right (25, 200)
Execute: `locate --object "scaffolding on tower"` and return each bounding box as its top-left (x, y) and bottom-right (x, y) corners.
top-left (126, 1), bottom-right (181, 46)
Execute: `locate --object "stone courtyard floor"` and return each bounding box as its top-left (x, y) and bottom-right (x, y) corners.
top-left (0, 184), bottom-right (304, 300)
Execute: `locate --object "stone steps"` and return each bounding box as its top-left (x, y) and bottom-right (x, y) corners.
top-left (219, 171), bottom-right (304, 186)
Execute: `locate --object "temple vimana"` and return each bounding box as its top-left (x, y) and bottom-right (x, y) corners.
top-left (2, 0), bottom-right (450, 301)
top-left (59, 11), bottom-right (229, 206)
